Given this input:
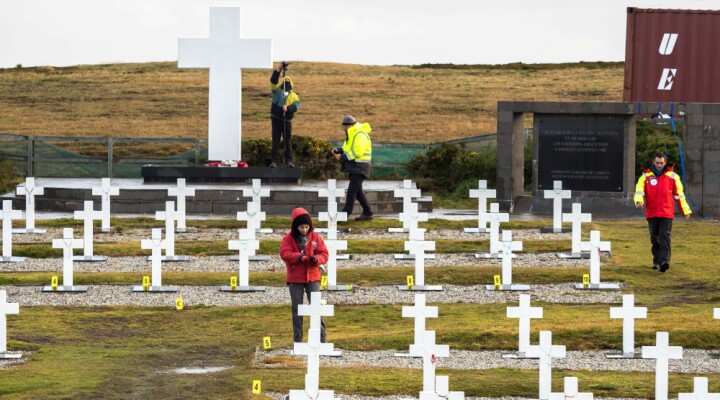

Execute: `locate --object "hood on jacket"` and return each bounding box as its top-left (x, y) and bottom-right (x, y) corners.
top-left (281, 76), bottom-right (294, 91)
top-left (290, 207), bottom-right (314, 234)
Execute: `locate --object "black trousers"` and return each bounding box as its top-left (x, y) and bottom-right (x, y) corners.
top-left (288, 281), bottom-right (326, 343)
top-left (342, 173), bottom-right (372, 216)
top-left (647, 217), bottom-right (673, 266)
top-left (271, 118), bottom-right (292, 164)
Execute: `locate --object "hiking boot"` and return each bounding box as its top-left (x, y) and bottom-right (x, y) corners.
top-left (286, 162), bottom-right (296, 168)
top-left (269, 162), bottom-right (277, 168)
top-left (659, 262), bottom-right (670, 272)
top-left (355, 214), bottom-right (373, 221)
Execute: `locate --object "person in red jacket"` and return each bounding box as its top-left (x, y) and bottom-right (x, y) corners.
top-left (634, 152), bottom-right (691, 273)
top-left (280, 207), bottom-right (329, 342)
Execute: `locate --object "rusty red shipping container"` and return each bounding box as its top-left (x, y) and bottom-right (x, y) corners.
top-left (624, 8), bottom-right (720, 103)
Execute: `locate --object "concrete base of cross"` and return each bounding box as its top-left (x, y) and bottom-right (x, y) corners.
top-left (335, 254), bottom-right (351, 260)
top-left (132, 285), bottom-right (179, 292)
top-left (0, 257), bottom-right (27, 263)
top-left (394, 254), bottom-right (436, 260)
top-left (0, 352), bottom-right (22, 359)
top-left (73, 255), bottom-right (108, 262)
top-left (502, 352), bottom-right (540, 359)
top-left (388, 228), bottom-right (426, 233)
top-left (463, 228), bottom-right (490, 233)
top-left (474, 253), bottom-right (501, 259)
top-left (230, 255), bottom-right (271, 262)
top-left (176, 227), bottom-right (198, 233)
top-left (603, 350), bottom-right (643, 359)
top-left (256, 228), bottom-right (274, 234)
top-left (314, 228), bottom-right (351, 234)
top-left (147, 256), bottom-right (191, 262)
top-left (709, 351), bottom-right (720, 359)
top-left (574, 283), bottom-right (621, 290)
top-left (42, 285), bottom-right (88, 292)
top-left (220, 285), bottom-right (266, 292)
top-left (325, 284), bottom-right (353, 291)
top-left (12, 228), bottom-right (47, 234)
top-left (485, 284), bottom-right (531, 291)
top-left (539, 227), bottom-right (572, 233)
top-left (396, 284), bottom-right (443, 291)
top-left (556, 252), bottom-right (591, 259)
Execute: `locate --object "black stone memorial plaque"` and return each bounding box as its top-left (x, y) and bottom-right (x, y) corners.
top-left (538, 115), bottom-right (625, 192)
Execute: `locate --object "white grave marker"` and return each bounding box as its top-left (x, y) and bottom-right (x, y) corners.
top-left (91, 178), bottom-right (119, 233)
top-left (134, 229), bottom-right (178, 292)
top-left (0, 200), bottom-right (25, 262)
top-left (558, 203), bottom-right (591, 259)
top-left (318, 202), bottom-right (347, 240)
top-left (318, 180), bottom-right (345, 209)
top-left (542, 181), bottom-right (571, 233)
top-left (168, 178), bottom-right (196, 232)
top-left (241, 179), bottom-right (272, 233)
top-left (410, 330), bottom-right (460, 399)
top-left (464, 180), bottom-right (496, 233)
top-left (642, 331), bottom-right (683, 400)
top-left (0, 290), bottom-right (21, 359)
top-left (504, 294), bottom-right (543, 358)
top-left (486, 230), bottom-right (529, 291)
top-left (679, 377), bottom-right (720, 400)
top-left (394, 202), bottom-right (433, 260)
top-left (402, 293), bottom-right (438, 351)
top-left (548, 377), bottom-right (593, 400)
top-left (607, 294), bottom-right (647, 358)
top-left (398, 229), bottom-right (441, 291)
top-left (178, 7), bottom-right (271, 161)
top-left (475, 203), bottom-right (509, 259)
top-left (325, 238), bottom-right (351, 291)
top-left (575, 230), bottom-right (617, 290)
top-left (389, 180), bottom-right (422, 233)
top-left (223, 228), bottom-right (264, 292)
top-left (42, 228), bottom-right (87, 292)
top-left (155, 201), bottom-right (189, 262)
top-left (426, 375), bottom-right (464, 400)
top-left (14, 177), bottom-right (45, 234)
top-left (526, 331), bottom-right (566, 400)
top-left (73, 200), bottom-right (106, 262)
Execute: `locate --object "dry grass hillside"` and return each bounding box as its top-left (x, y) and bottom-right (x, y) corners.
top-left (0, 61), bottom-right (624, 144)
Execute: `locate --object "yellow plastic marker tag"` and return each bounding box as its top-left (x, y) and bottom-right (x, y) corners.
top-left (230, 276), bottom-right (237, 291)
top-left (320, 275), bottom-right (328, 290)
top-left (142, 276), bottom-right (150, 291)
top-left (407, 275), bottom-right (414, 290)
top-left (51, 276), bottom-right (58, 291)
top-left (582, 274), bottom-right (590, 287)
top-left (493, 275), bottom-right (502, 288)
top-left (175, 298), bottom-right (184, 310)
top-left (252, 380), bottom-right (261, 394)
top-left (263, 336), bottom-right (272, 350)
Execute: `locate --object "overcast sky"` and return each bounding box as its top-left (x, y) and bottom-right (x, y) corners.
top-left (1, 0), bottom-right (719, 68)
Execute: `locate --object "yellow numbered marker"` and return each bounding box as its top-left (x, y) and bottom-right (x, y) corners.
top-left (51, 276), bottom-right (58, 291)
top-left (230, 276), bottom-right (237, 291)
top-left (406, 275), bottom-right (414, 290)
top-left (252, 380), bottom-right (261, 395)
top-left (142, 276), bottom-right (150, 291)
top-left (493, 275), bottom-right (502, 289)
top-left (175, 298), bottom-right (184, 310)
top-left (320, 275), bottom-right (328, 290)
top-left (263, 336), bottom-right (272, 350)
top-left (582, 274), bottom-right (590, 287)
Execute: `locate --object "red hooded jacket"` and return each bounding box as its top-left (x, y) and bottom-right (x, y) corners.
top-left (280, 208), bottom-right (329, 283)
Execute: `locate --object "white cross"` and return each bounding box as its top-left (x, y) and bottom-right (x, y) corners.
top-left (679, 377), bottom-right (720, 400)
top-left (487, 203), bottom-right (510, 254)
top-left (51, 228), bottom-right (83, 287)
top-left (395, 180), bottom-right (422, 230)
top-left (469, 180), bottom-right (496, 231)
top-left (324, 238), bottom-right (347, 287)
top-left (642, 331), bottom-right (683, 400)
top-left (507, 294), bottom-right (543, 355)
top-left (544, 181), bottom-right (571, 232)
top-left (406, 229), bottom-right (435, 287)
top-left (73, 200), bottom-right (102, 258)
top-left (243, 179), bottom-right (271, 206)
top-left (423, 375), bottom-right (464, 400)
top-left (579, 231), bottom-right (611, 285)
top-left (498, 230), bottom-right (523, 286)
top-left (610, 294), bottom-right (647, 355)
top-left (563, 203), bottom-right (592, 255)
top-left (91, 178), bottom-right (119, 232)
top-left (549, 377), bottom-right (593, 400)
top-left (409, 330), bottom-right (450, 394)
top-left (156, 201), bottom-right (178, 257)
top-left (178, 7), bottom-right (271, 161)
top-left (319, 201), bottom-right (347, 241)
top-left (403, 293), bottom-right (438, 347)
top-left (399, 202), bottom-right (429, 233)
top-left (237, 201), bottom-right (266, 235)
top-left (141, 228), bottom-right (167, 287)
top-left (318, 179), bottom-right (345, 204)
top-left (168, 178), bottom-right (195, 231)
top-left (715, 308), bottom-right (720, 320)
top-left (526, 331), bottom-right (566, 400)
top-left (1, 200), bottom-right (22, 258)
top-left (15, 177), bottom-right (44, 231)
top-left (0, 290), bottom-right (19, 353)
top-left (228, 229), bottom-right (259, 287)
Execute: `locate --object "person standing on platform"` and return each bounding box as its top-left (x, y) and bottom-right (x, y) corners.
top-left (634, 151), bottom-right (691, 273)
top-left (332, 115), bottom-right (374, 221)
top-left (270, 62), bottom-right (300, 168)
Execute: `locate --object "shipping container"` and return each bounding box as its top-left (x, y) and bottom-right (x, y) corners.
top-left (624, 8), bottom-right (720, 103)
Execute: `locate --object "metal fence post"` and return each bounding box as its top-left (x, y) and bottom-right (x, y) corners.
top-left (107, 137), bottom-right (113, 177)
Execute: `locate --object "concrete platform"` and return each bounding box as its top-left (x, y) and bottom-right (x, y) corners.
top-left (2, 178), bottom-right (433, 216)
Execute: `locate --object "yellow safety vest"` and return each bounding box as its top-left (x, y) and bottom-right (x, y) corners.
top-left (342, 122), bottom-right (372, 163)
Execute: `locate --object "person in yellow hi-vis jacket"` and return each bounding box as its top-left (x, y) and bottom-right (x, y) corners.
top-left (332, 115), bottom-right (373, 221)
top-left (634, 151), bottom-right (691, 273)
top-left (270, 62), bottom-right (300, 168)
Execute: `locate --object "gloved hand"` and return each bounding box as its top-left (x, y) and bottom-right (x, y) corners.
top-left (300, 255), bottom-right (309, 263)
top-left (310, 255), bottom-right (319, 265)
